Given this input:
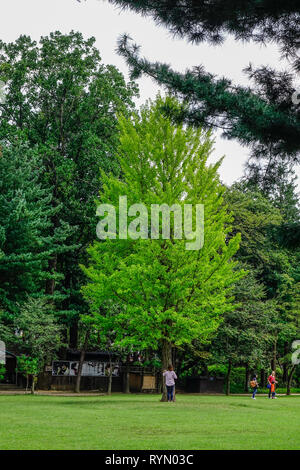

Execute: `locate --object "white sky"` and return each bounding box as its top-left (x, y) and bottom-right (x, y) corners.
top-left (1, 0), bottom-right (299, 187)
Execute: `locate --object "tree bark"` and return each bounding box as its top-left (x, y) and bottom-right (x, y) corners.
top-left (260, 369), bottom-right (265, 388)
top-left (286, 365), bottom-right (296, 396)
top-left (69, 321), bottom-right (78, 350)
top-left (123, 363), bottom-right (130, 394)
top-left (75, 329), bottom-right (90, 393)
top-left (283, 342), bottom-right (288, 383)
top-left (271, 340), bottom-right (277, 371)
top-left (31, 376), bottom-right (36, 395)
top-left (225, 360), bottom-right (232, 396)
top-left (160, 340), bottom-right (172, 402)
top-left (244, 363), bottom-right (250, 392)
top-left (107, 353), bottom-right (112, 395)
top-left (157, 370), bottom-right (162, 394)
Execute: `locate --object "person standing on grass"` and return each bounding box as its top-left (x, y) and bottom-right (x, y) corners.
top-left (250, 375), bottom-right (258, 399)
top-left (163, 365), bottom-right (177, 402)
top-left (268, 370), bottom-right (278, 399)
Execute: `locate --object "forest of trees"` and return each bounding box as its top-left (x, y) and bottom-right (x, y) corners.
top-left (0, 0), bottom-right (299, 397)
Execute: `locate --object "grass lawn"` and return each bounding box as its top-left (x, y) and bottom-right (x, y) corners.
top-left (0, 394), bottom-right (299, 450)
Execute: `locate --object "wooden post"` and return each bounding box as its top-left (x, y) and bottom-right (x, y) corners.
top-left (161, 340), bottom-right (172, 402)
top-left (75, 329), bottom-right (90, 393)
top-left (225, 360), bottom-right (232, 396)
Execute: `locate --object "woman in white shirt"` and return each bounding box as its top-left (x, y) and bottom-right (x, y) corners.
top-left (163, 364), bottom-right (177, 402)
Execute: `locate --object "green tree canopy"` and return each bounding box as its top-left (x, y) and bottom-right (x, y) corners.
top-left (0, 141), bottom-right (72, 317)
top-left (0, 31), bottom-right (138, 347)
top-left (81, 97), bottom-right (243, 399)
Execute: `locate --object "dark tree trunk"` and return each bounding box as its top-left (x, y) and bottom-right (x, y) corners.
top-left (287, 365), bottom-right (296, 396)
top-left (69, 321), bottom-right (78, 349)
top-left (271, 340), bottom-right (277, 370)
top-left (161, 340), bottom-right (172, 402)
top-left (172, 348), bottom-right (176, 370)
top-left (260, 369), bottom-right (265, 388)
top-left (75, 329), bottom-right (90, 393)
top-left (141, 367), bottom-right (144, 393)
top-left (282, 342), bottom-right (289, 382)
top-left (157, 371), bottom-right (162, 394)
top-left (225, 360), bottom-right (232, 396)
top-left (63, 270), bottom-right (78, 350)
top-left (244, 364), bottom-right (250, 392)
top-left (59, 330), bottom-right (68, 360)
top-left (107, 353), bottom-right (113, 395)
top-left (123, 364), bottom-right (130, 394)
top-left (31, 376), bottom-right (36, 395)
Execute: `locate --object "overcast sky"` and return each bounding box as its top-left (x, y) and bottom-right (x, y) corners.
top-left (2, 0), bottom-right (299, 187)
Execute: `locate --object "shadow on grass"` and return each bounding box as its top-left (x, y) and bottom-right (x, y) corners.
top-left (24, 396), bottom-right (166, 407)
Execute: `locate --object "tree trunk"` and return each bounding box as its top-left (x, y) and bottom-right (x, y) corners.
top-left (141, 366), bottom-right (144, 393)
top-left (244, 363), bottom-right (250, 392)
top-left (31, 376), bottom-right (36, 395)
top-left (260, 369), bottom-right (265, 388)
top-left (283, 342), bottom-right (288, 382)
top-left (70, 321), bottom-right (78, 350)
top-left (160, 340), bottom-right (172, 402)
top-left (271, 340), bottom-right (277, 370)
top-left (225, 360), bottom-right (232, 396)
top-left (75, 329), bottom-right (90, 393)
top-left (107, 353), bottom-right (112, 395)
top-left (287, 365), bottom-right (296, 396)
top-left (123, 364), bottom-right (130, 394)
top-left (157, 370), bottom-right (162, 394)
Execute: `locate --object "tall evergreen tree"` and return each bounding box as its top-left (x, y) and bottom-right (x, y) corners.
top-left (0, 141), bottom-right (72, 318)
top-left (0, 31), bottom-right (138, 346)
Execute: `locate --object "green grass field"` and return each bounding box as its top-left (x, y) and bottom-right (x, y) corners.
top-left (0, 394), bottom-right (299, 450)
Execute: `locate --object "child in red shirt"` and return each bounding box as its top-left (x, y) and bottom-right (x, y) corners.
top-left (267, 371), bottom-right (277, 399)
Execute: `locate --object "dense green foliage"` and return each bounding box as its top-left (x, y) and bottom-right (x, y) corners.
top-left (0, 365), bottom-right (5, 381)
top-left (9, 298), bottom-right (64, 363)
top-left (16, 355), bottom-right (40, 393)
top-left (0, 141), bottom-right (66, 317)
top-left (0, 31), bottom-right (138, 346)
top-left (81, 98), bottom-right (242, 398)
top-left (107, 0), bottom-right (299, 60)
top-left (0, 26), bottom-right (298, 395)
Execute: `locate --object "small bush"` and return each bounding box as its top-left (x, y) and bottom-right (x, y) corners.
top-left (0, 365), bottom-right (5, 381)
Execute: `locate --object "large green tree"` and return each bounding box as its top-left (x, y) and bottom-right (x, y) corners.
top-left (224, 183), bottom-right (299, 384)
top-left (0, 31), bottom-right (138, 346)
top-left (0, 141), bottom-right (70, 317)
top-left (211, 267), bottom-right (278, 394)
top-left (1, 297), bottom-right (64, 393)
top-left (81, 97), bottom-right (243, 400)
